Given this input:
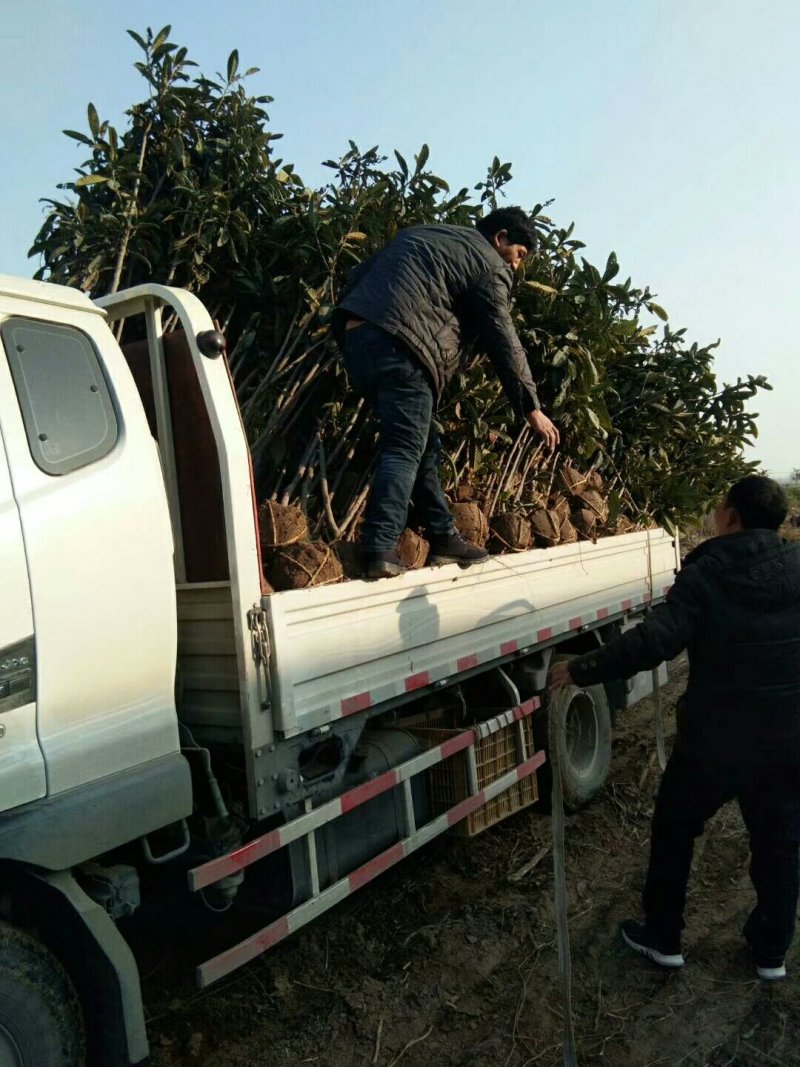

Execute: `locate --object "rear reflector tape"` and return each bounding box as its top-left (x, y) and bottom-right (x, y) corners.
top-left (404, 671), bottom-right (430, 692)
top-left (341, 691), bottom-right (372, 716)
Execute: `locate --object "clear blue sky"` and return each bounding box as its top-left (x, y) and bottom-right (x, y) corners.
top-left (2, 0), bottom-right (798, 476)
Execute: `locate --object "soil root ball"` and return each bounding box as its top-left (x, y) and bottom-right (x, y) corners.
top-left (451, 502), bottom-right (489, 546)
top-left (265, 541), bottom-right (344, 591)
top-left (530, 508), bottom-right (562, 547)
top-left (333, 540), bottom-right (362, 580)
top-left (455, 482), bottom-right (476, 503)
top-left (397, 528), bottom-right (430, 569)
top-left (615, 515), bottom-right (634, 535)
top-left (585, 470), bottom-right (605, 491)
top-left (488, 513), bottom-right (531, 554)
top-left (258, 500), bottom-right (309, 549)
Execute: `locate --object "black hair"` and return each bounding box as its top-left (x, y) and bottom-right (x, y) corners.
top-left (476, 206), bottom-right (538, 251)
top-left (726, 475), bottom-right (788, 531)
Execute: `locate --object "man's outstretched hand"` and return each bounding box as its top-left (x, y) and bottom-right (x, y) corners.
top-left (527, 409), bottom-right (560, 450)
top-left (548, 659), bottom-right (573, 690)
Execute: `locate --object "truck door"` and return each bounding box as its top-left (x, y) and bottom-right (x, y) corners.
top-left (0, 420), bottom-right (45, 811)
top-left (0, 300), bottom-right (179, 798)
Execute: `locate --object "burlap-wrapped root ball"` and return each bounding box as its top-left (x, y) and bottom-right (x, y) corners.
top-left (585, 470), bottom-right (605, 492)
top-left (557, 465), bottom-right (589, 496)
top-left (614, 515), bottom-right (635, 535)
top-left (520, 481), bottom-right (548, 509)
top-left (559, 515), bottom-right (579, 544)
top-left (397, 529), bottom-right (430, 569)
top-left (570, 489), bottom-right (609, 524)
top-left (265, 541), bottom-right (344, 591)
top-left (455, 482), bottom-right (476, 503)
top-left (488, 512), bottom-right (532, 554)
top-left (258, 500), bottom-right (309, 550)
top-left (530, 508), bottom-right (562, 547)
top-left (572, 508), bottom-right (599, 540)
top-left (550, 495), bottom-right (570, 524)
top-left (451, 502), bottom-right (489, 546)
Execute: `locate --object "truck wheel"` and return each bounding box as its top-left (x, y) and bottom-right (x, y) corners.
top-left (534, 656), bottom-right (612, 812)
top-left (0, 922), bottom-right (85, 1067)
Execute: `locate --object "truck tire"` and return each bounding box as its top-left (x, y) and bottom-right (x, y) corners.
top-left (534, 656), bottom-right (612, 812)
top-left (0, 922), bottom-right (85, 1067)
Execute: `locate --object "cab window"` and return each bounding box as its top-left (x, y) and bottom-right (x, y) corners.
top-left (2, 317), bottom-right (118, 476)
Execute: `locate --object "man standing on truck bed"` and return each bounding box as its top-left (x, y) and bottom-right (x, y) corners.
top-left (333, 207), bottom-right (559, 579)
top-left (550, 475), bottom-right (800, 980)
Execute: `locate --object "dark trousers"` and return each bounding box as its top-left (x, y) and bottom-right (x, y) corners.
top-left (645, 749), bottom-right (800, 961)
top-left (342, 323), bottom-right (455, 554)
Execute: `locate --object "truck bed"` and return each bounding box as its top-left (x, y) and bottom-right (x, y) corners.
top-left (265, 528), bottom-right (679, 737)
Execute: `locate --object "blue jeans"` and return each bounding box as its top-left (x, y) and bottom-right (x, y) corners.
top-left (342, 323), bottom-right (455, 554)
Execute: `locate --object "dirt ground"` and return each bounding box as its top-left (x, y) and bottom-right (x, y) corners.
top-left (143, 660), bottom-right (800, 1067)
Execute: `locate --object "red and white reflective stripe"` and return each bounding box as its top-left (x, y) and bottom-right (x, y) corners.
top-left (195, 749), bottom-right (545, 988)
top-left (404, 671), bottom-right (430, 692)
top-left (332, 591), bottom-right (666, 726)
top-left (188, 697), bottom-right (540, 893)
top-left (341, 691), bottom-right (372, 716)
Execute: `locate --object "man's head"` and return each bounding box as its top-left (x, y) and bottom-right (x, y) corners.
top-left (476, 207), bottom-right (537, 272)
top-left (714, 475), bottom-right (788, 536)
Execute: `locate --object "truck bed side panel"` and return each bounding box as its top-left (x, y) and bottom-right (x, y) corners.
top-left (266, 529), bottom-right (678, 737)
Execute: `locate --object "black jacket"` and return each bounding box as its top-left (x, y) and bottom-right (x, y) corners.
top-left (570, 531), bottom-right (800, 764)
top-left (333, 224), bottom-right (541, 417)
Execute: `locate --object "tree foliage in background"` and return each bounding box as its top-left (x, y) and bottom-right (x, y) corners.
top-left (30, 27), bottom-right (770, 533)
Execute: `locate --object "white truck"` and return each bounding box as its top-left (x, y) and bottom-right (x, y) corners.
top-left (0, 274), bottom-right (678, 1066)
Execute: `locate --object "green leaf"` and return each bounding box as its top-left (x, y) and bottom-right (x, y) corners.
top-left (607, 490), bottom-right (621, 525)
top-left (63, 129), bottom-right (94, 146)
top-left (649, 302), bottom-right (668, 321)
top-left (523, 280), bottom-right (558, 295)
top-left (415, 143), bottom-right (430, 173)
top-left (126, 29), bottom-right (148, 51)
top-left (87, 103), bottom-right (100, 137)
top-left (227, 49), bottom-right (239, 81)
top-left (152, 25), bottom-right (171, 53)
top-left (74, 174), bottom-right (110, 187)
top-left (602, 252), bottom-right (619, 283)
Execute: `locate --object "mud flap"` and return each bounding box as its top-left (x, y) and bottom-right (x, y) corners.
top-left (23, 868), bottom-right (149, 1066)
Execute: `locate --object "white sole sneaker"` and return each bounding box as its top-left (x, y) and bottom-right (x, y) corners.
top-left (621, 926), bottom-right (685, 968)
top-left (756, 963), bottom-right (786, 980)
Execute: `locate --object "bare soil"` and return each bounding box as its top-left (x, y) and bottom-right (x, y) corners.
top-left (145, 660), bottom-right (800, 1066)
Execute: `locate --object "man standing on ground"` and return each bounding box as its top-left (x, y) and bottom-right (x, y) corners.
top-left (333, 207), bottom-right (559, 579)
top-left (550, 475), bottom-right (800, 979)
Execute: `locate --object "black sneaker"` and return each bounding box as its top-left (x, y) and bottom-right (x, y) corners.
top-left (362, 550), bottom-right (406, 580)
top-left (620, 919), bottom-right (685, 969)
top-left (428, 534), bottom-right (489, 568)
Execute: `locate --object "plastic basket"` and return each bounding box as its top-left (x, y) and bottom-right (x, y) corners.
top-left (400, 709), bottom-right (538, 837)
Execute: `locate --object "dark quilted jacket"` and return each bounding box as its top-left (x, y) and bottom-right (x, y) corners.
top-left (333, 224), bottom-right (541, 417)
top-left (570, 530), bottom-right (800, 764)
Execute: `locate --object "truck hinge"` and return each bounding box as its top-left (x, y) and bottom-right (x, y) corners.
top-left (247, 605), bottom-right (271, 711)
